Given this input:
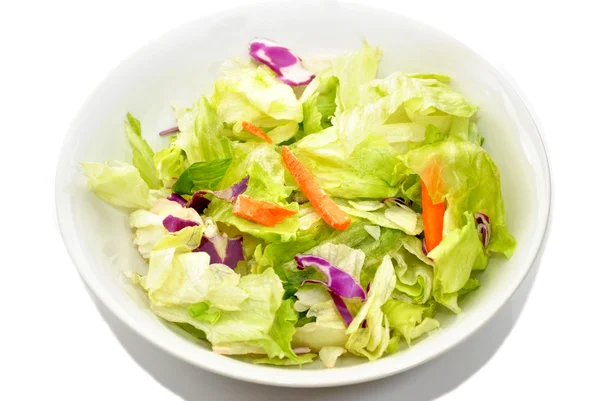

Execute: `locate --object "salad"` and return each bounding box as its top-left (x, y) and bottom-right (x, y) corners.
top-left (82, 39), bottom-right (516, 367)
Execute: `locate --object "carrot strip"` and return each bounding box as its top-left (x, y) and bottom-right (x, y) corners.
top-left (281, 146), bottom-right (351, 230)
top-left (242, 121), bottom-right (272, 143)
top-left (421, 179), bottom-right (445, 252)
top-left (232, 194), bottom-right (297, 227)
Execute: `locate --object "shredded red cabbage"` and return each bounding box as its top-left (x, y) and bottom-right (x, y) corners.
top-left (167, 193), bottom-right (187, 207)
top-left (295, 254), bottom-right (366, 300)
top-left (159, 126), bottom-right (180, 136)
top-left (249, 38), bottom-right (315, 86)
top-left (329, 291), bottom-right (354, 326)
top-left (194, 235), bottom-right (244, 270)
top-left (382, 197), bottom-right (410, 207)
top-left (186, 192), bottom-right (211, 214)
top-left (211, 175), bottom-right (249, 202)
top-left (162, 215), bottom-right (200, 232)
top-left (475, 212), bottom-right (491, 248)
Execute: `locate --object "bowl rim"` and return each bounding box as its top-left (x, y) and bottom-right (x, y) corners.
top-left (55, 0), bottom-right (552, 388)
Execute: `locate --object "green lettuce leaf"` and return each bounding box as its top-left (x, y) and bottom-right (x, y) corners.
top-left (124, 114), bottom-right (161, 189)
top-left (382, 300), bottom-right (439, 345)
top-left (345, 255), bottom-right (396, 360)
top-left (141, 227), bottom-right (250, 310)
top-left (336, 200), bottom-right (422, 236)
top-left (300, 71), bottom-right (338, 135)
top-left (212, 62), bottom-right (302, 133)
top-left (427, 213), bottom-right (489, 313)
top-left (253, 353), bottom-right (317, 366)
top-left (151, 268), bottom-right (291, 358)
top-left (318, 346), bottom-right (347, 368)
top-left (172, 158), bottom-right (232, 195)
top-left (332, 42), bottom-right (382, 113)
top-left (153, 138), bottom-right (187, 187)
top-left (81, 161), bottom-right (162, 209)
top-left (268, 299), bottom-right (300, 360)
top-left (129, 198), bottom-right (202, 259)
top-left (175, 96), bottom-right (234, 164)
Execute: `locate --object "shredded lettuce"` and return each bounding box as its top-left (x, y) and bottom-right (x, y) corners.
top-left (82, 40), bottom-right (516, 367)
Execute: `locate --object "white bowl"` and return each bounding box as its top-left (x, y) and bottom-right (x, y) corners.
top-left (55, 0), bottom-right (551, 388)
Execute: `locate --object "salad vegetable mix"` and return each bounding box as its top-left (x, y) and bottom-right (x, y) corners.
top-left (82, 39), bottom-right (516, 367)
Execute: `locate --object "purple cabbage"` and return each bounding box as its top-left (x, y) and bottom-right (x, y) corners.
top-left (167, 193), bottom-right (187, 207)
top-left (295, 255), bottom-right (366, 300)
top-left (329, 291), bottom-right (354, 326)
top-left (194, 235), bottom-right (244, 270)
top-left (475, 212), bottom-right (491, 248)
top-left (249, 38), bottom-right (315, 86)
top-left (382, 197), bottom-right (410, 207)
top-left (210, 175), bottom-right (249, 202)
top-left (187, 192), bottom-right (211, 214)
top-left (162, 215), bottom-right (200, 232)
top-left (159, 126), bottom-right (180, 136)
top-left (168, 176), bottom-right (249, 215)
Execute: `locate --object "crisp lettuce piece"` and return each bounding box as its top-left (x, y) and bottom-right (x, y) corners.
top-left (267, 299), bottom-right (300, 360)
top-left (290, 243), bottom-right (366, 351)
top-left (253, 353), bottom-right (316, 366)
top-left (300, 71), bottom-right (338, 135)
top-left (153, 138), bottom-right (187, 187)
top-left (337, 200), bottom-right (422, 236)
top-left (124, 114), bottom-right (161, 189)
top-left (399, 139), bottom-right (516, 256)
top-left (152, 268), bottom-right (292, 357)
top-left (175, 96), bottom-right (234, 164)
top-left (382, 300), bottom-right (439, 345)
top-left (427, 213), bottom-right (488, 313)
top-left (218, 142), bottom-right (288, 190)
top-left (212, 62), bottom-right (302, 133)
top-left (392, 252), bottom-right (434, 305)
top-left (172, 158), bottom-right (232, 195)
top-left (129, 198), bottom-right (202, 259)
top-left (345, 255), bottom-right (396, 360)
top-left (319, 346), bottom-right (347, 368)
top-left (141, 227), bottom-right (249, 309)
top-left (332, 43), bottom-right (382, 113)
top-left (81, 161), bottom-right (162, 209)
top-left (361, 72), bottom-right (477, 118)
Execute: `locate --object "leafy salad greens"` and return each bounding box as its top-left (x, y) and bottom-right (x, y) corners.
top-left (82, 39), bottom-right (516, 368)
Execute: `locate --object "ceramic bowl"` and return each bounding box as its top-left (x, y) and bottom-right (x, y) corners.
top-left (55, 0), bottom-right (551, 387)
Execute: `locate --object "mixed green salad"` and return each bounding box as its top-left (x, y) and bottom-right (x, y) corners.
top-left (82, 39), bottom-right (516, 367)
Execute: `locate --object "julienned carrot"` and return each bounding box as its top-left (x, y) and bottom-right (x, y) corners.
top-left (242, 121), bottom-right (272, 143)
top-left (421, 178), bottom-right (445, 252)
top-left (281, 146), bottom-right (351, 231)
top-left (232, 194), bottom-right (297, 227)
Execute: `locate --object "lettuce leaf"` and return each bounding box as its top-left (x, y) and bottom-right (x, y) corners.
top-left (345, 255), bottom-right (396, 360)
top-left (175, 96), bottom-right (234, 164)
top-left (212, 62), bottom-right (302, 133)
top-left (81, 161), bottom-right (162, 209)
top-left (125, 114), bottom-right (161, 189)
top-left (382, 300), bottom-right (439, 345)
top-left (153, 138), bottom-right (187, 187)
top-left (427, 213), bottom-right (489, 313)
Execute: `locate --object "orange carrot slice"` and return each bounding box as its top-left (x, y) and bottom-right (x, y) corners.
top-left (281, 146), bottom-right (351, 230)
top-left (232, 194), bottom-right (297, 227)
top-left (242, 121), bottom-right (272, 143)
top-left (421, 179), bottom-right (445, 252)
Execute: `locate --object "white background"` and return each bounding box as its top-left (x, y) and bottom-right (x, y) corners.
top-left (1, 0), bottom-right (598, 399)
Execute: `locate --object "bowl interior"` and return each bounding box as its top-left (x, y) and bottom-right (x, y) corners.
top-left (56, 0), bottom-right (550, 387)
